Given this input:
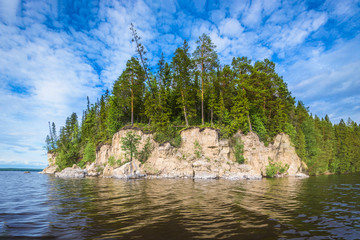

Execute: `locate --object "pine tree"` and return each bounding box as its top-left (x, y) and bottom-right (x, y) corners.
top-left (171, 40), bottom-right (195, 127)
top-left (193, 34), bottom-right (219, 125)
top-left (113, 57), bottom-right (145, 125)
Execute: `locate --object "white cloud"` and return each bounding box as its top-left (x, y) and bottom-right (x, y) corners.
top-left (270, 10), bottom-right (328, 50)
top-left (0, 0), bottom-right (20, 24)
top-left (0, 0), bottom-right (359, 167)
top-left (219, 18), bottom-right (244, 37)
top-left (0, 0), bottom-right (152, 166)
top-left (242, 0), bottom-right (263, 27)
top-left (283, 37), bottom-right (360, 123)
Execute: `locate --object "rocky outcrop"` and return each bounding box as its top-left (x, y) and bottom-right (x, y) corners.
top-left (112, 160), bottom-right (145, 179)
top-left (40, 165), bottom-right (58, 174)
top-left (55, 165), bottom-right (87, 178)
top-left (96, 144), bottom-right (111, 166)
top-left (40, 153), bottom-right (58, 174)
top-left (46, 127), bottom-right (307, 180)
top-left (241, 132), bottom-right (302, 176)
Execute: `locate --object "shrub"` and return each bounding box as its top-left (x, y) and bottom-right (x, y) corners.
top-left (230, 136), bottom-right (245, 164)
top-left (154, 126), bottom-right (182, 147)
top-left (108, 156), bottom-right (115, 166)
top-left (137, 137), bottom-right (153, 163)
top-left (194, 140), bottom-right (203, 158)
top-left (234, 138), bottom-right (245, 164)
top-left (121, 131), bottom-right (141, 162)
top-left (266, 158), bottom-right (289, 177)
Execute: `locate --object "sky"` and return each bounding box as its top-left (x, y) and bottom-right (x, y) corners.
top-left (0, 0), bottom-right (359, 168)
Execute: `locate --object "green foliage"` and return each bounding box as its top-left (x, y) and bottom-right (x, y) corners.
top-left (45, 32), bottom-right (360, 176)
top-left (45, 122), bottom-right (57, 152)
top-left (284, 122), bottom-right (296, 145)
top-left (251, 114), bottom-right (268, 144)
top-left (108, 156), bottom-right (115, 166)
top-left (137, 137), bottom-right (153, 163)
top-left (233, 137), bottom-right (245, 164)
top-left (154, 126), bottom-right (182, 148)
top-left (266, 159), bottom-right (289, 178)
top-left (55, 112), bottom-right (80, 171)
top-left (121, 131), bottom-right (141, 162)
top-left (79, 141), bottom-right (96, 168)
top-left (194, 140), bottom-right (203, 158)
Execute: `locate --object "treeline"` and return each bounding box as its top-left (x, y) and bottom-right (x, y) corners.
top-left (45, 32), bottom-right (360, 175)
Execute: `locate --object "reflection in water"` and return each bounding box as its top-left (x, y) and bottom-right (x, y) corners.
top-left (1, 172), bottom-right (359, 239)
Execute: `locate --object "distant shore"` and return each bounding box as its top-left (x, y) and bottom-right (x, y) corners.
top-left (0, 168), bottom-right (43, 172)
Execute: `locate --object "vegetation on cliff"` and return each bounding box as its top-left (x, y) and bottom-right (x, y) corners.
top-left (45, 28), bottom-right (360, 175)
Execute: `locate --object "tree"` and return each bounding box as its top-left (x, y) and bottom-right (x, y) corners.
top-left (45, 121), bottom-right (57, 152)
top-left (56, 113), bottom-right (81, 170)
top-left (113, 57), bottom-right (145, 125)
top-left (130, 23), bottom-right (151, 89)
top-left (121, 131), bottom-right (141, 162)
top-left (171, 40), bottom-right (195, 127)
top-left (193, 34), bottom-right (219, 125)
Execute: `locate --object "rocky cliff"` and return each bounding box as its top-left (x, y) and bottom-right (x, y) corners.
top-left (40, 153), bottom-right (58, 174)
top-left (46, 127), bottom-right (307, 179)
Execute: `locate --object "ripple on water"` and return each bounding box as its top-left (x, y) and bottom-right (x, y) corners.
top-left (0, 172), bottom-right (360, 239)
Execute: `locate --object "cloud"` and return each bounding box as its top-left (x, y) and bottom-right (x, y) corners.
top-left (0, 0), bottom-right (359, 167)
top-left (0, 0), bottom-right (20, 24)
top-left (270, 10), bottom-right (328, 50)
top-left (282, 36), bottom-right (360, 123)
top-left (242, 0), bottom-right (262, 27)
top-left (219, 18), bottom-right (244, 37)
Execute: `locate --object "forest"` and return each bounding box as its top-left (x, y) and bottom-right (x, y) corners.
top-left (45, 28), bottom-right (360, 175)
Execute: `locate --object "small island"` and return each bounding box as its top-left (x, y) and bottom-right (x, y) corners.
top-left (42, 32), bottom-right (360, 179)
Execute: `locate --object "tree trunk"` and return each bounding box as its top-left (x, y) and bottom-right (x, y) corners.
top-left (248, 114), bottom-right (252, 131)
top-left (131, 76), bottom-right (134, 126)
top-left (201, 46), bottom-right (204, 126)
top-left (211, 107), bottom-right (213, 126)
top-left (181, 90), bottom-right (189, 127)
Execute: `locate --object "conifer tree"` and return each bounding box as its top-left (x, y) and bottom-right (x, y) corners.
top-left (171, 40), bottom-right (195, 127)
top-left (113, 57), bottom-right (145, 125)
top-left (193, 34), bottom-right (219, 125)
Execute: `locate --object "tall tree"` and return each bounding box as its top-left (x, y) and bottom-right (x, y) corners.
top-left (171, 40), bottom-right (195, 127)
top-left (193, 34), bottom-right (218, 125)
top-left (113, 57), bottom-right (145, 125)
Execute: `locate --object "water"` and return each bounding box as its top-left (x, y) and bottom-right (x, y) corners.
top-left (0, 172), bottom-right (359, 239)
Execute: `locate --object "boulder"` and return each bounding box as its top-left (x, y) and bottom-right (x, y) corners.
top-left (55, 165), bottom-right (87, 178)
top-left (40, 165), bottom-right (58, 174)
top-left (112, 161), bottom-right (145, 179)
top-left (86, 162), bottom-right (100, 177)
top-left (294, 173), bottom-right (309, 178)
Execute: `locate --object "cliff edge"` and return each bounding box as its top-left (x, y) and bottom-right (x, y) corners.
top-left (45, 127), bottom-right (307, 179)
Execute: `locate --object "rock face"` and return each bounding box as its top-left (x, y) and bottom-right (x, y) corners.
top-left (46, 127), bottom-right (307, 179)
top-left (40, 153), bottom-right (58, 174)
top-left (146, 128), bottom-right (305, 179)
top-left (241, 132), bottom-right (302, 176)
top-left (55, 165), bottom-right (87, 178)
top-left (40, 165), bottom-right (58, 174)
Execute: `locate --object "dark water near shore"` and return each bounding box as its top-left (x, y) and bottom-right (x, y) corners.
top-left (0, 172), bottom-right (359, 239)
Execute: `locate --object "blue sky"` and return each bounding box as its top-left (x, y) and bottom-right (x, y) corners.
top-left (0, 0), bottom-right (359, 168)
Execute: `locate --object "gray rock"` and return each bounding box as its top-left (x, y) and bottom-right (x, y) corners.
top-left (112, 161), bottom-right (146, 179)
top-left (55, 165), bottom-right (87, 178)
top-left (86, 162), bottom-right (99, 177)
top-left (40, 165), bottom-right (58, 174)
top-left (294, 173), bottom-right (309, 178)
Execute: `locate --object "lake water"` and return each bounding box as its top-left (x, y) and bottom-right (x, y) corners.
top-left (0, 172), bottom-right (359, 239)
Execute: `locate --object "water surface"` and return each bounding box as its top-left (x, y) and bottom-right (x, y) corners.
top-left (0, 172), bottom-right (359, 239)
